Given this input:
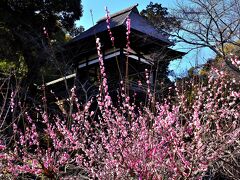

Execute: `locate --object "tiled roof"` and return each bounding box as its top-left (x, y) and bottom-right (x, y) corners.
top-left (70, 4), bottom-right (171, 44)
top-left (97, 4), bottom-right (139, 23)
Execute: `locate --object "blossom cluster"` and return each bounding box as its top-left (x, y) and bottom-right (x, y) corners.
top-left (0, 14), bottom-right (239, 179)
top-left (105, 7), bottom-right (115, 46)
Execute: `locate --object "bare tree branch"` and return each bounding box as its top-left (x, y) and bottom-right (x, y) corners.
top-left (172, 0), bottom-right (240, 73)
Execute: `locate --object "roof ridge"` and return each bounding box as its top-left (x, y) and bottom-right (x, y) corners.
top-left (97, 4), bottom-right (138, 23)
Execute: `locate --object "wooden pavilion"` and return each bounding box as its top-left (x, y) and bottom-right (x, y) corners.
top-left (47, 4), bottom-right (185, 102)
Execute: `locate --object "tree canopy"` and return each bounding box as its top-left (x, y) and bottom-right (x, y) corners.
top-left (0, 0), bottom-right (82, 36)
top-left (140, 2), bottom-right (181, 86)
top-left (0, 0), bottom-right (83, 84)
top-left (140, 2), bottom-right (180, 33)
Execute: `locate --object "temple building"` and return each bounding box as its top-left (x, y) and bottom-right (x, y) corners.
top-left (47, 4), bottom-right (185, 102)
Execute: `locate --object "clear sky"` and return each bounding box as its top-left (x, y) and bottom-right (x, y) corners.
top-left (77, 0), bottom-right (178, 29)
top-left (76, 0), bottom-right (216, 78)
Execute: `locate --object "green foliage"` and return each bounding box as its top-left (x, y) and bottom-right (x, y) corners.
top-left (140, 2), bottom-right (180, 33)
top-left (0, 0), bottom-right (82, 33)
top-left (140, 2), bottom-right (181, 83)
top-left (199, 40), bottom-right (240, 77)
top-left (0, 0), bottom-right (83, 85)
top-left (0, 57), bottom-right (27, 76)
top-left (69, 25), bottom-right (85, 38)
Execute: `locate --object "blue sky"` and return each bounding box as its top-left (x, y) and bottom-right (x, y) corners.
top-left (76, 0), bottom-right (216, 78)
top-left (77, 0), bottom-right (177, 29)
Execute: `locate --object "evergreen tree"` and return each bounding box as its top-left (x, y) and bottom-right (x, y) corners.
top-left (0, 0), bottom-right (83, 84)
